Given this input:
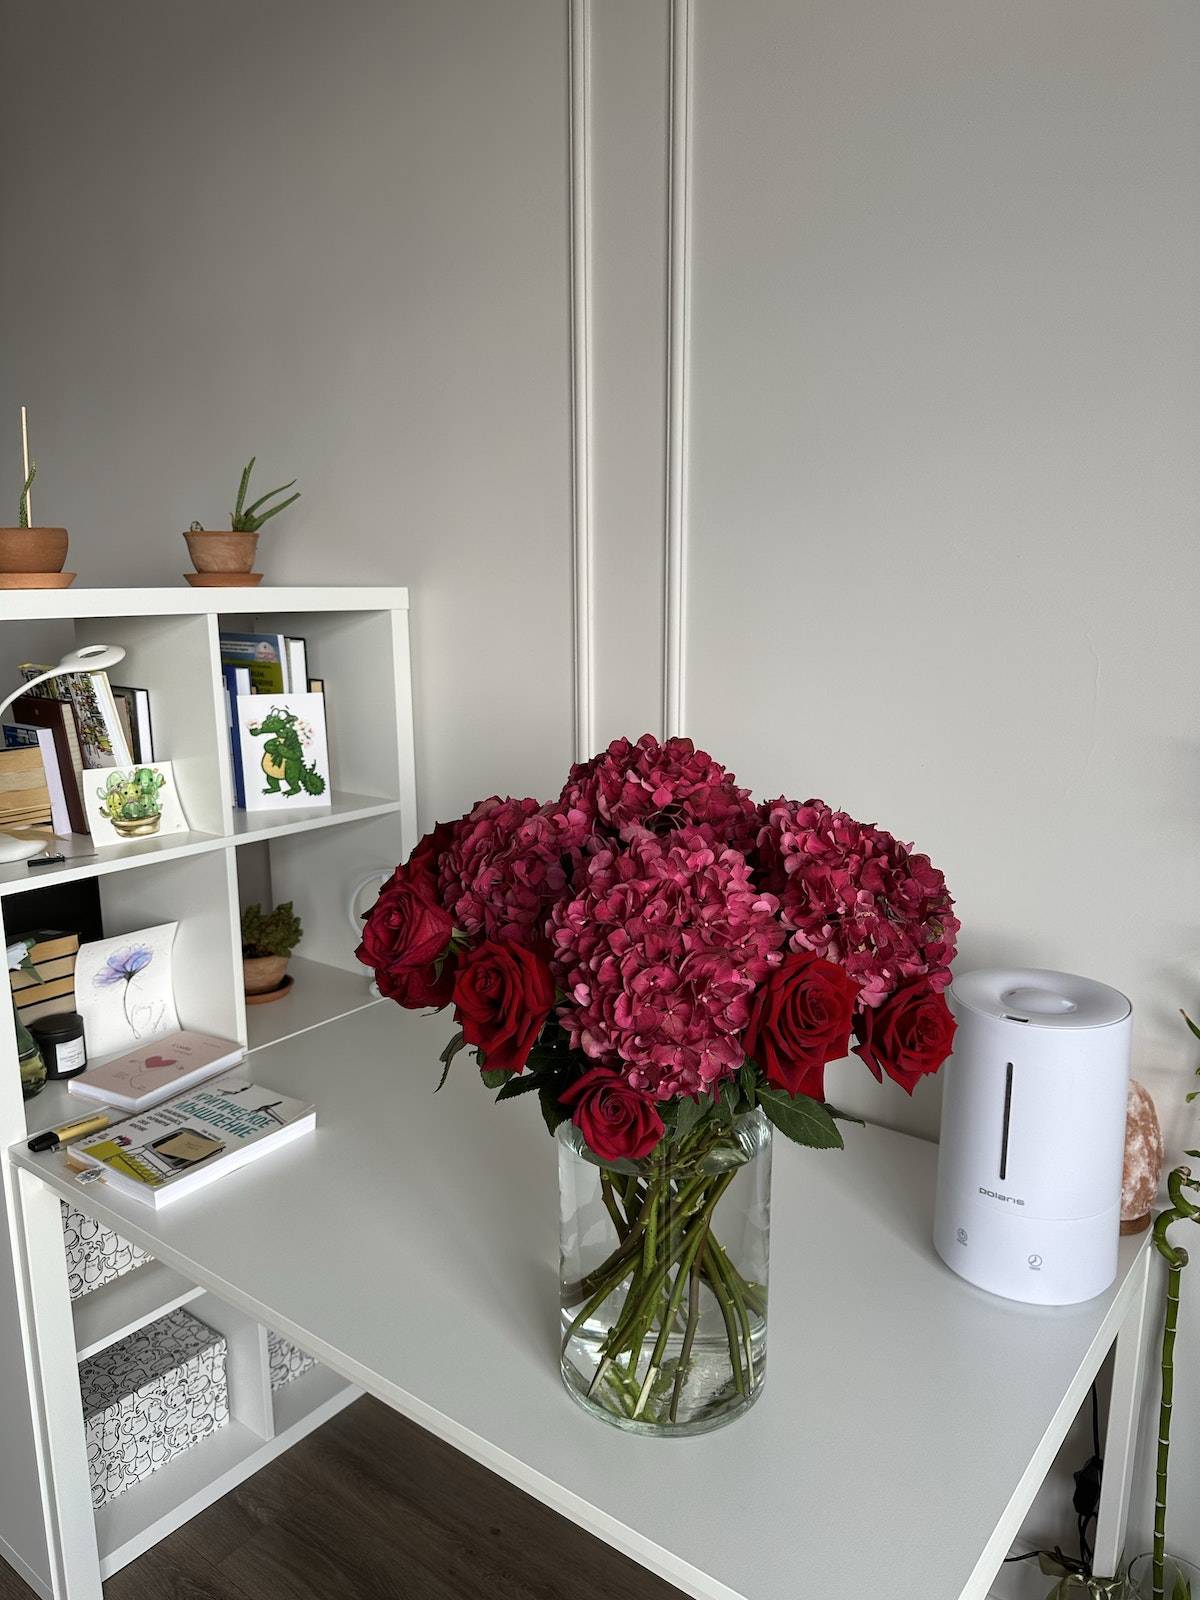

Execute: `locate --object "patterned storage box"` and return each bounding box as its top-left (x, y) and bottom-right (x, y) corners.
top-left (61, 1202), bottom-right (150, 1301)
top-left (267, 1329), bottom-right (318, 1391)
top-left (79, 1308), bottom-right (228, 1509)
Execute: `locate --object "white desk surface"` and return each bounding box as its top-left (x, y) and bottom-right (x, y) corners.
top-left (14, 1004), bottom-right (1150, 1600)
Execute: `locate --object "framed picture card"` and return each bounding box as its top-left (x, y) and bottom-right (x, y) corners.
top-left (85, 762), bottom-right (189, 848)
top-left (75, 922), bottom-right (181, 1058)
top-left (235, 693), bottom-right (331, 811)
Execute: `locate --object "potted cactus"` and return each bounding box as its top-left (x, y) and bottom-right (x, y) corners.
top-left (0, 410), bottom-right (72, 589)
top-left (184, 456), bottom-right (299, 587)
top-left (241, 900), bottom-right (302, 1001)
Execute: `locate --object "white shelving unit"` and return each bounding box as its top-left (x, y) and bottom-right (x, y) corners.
top-left (0, 587), bottom-right (414, 1599)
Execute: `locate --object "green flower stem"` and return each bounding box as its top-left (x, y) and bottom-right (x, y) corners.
top-left (700, 1240), bottom-right (746, 1396)
top-left (1151, 1166), bottom-right (1200, 1600)
top-left (600, 1172), bottom-right (630, 1240)
top-left (703, 1224), bottom-right (758, 1387)
top-left (669, 1259), bottom-right (704, 1424)
top-left (632, 1199), bottom-right (718, 1419)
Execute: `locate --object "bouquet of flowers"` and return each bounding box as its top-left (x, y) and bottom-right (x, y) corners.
top-left (358, 734), bottom-right (959, 1430)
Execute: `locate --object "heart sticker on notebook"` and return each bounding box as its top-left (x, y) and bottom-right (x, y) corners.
top-left (145, 1055), bottom-right (177, 1070)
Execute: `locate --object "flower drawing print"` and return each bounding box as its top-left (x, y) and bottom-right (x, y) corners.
top-left (93, 944), bottom-right (166, 1040)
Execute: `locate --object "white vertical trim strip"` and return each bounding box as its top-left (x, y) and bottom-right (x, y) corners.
top-left (663, 0), bottom-right (693, 741)
top-left (568, 0), bottom-right (595, 762)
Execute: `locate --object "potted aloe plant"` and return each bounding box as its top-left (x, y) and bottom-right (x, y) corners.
top-left (184, 456), bottom-right (299, 587)
top-left (241, 900), bottom-right (302, 1002)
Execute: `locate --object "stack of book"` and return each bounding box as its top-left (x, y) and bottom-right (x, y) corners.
top-left (9, 930), bottom-right (80, 1026)
top-left (2, 664), bottom-right (153, 839)
top-left (220, 631), bottom-right (330, 810)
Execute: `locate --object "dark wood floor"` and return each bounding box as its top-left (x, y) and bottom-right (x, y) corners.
top-left (0, 1398), bottom-right (685, 1599)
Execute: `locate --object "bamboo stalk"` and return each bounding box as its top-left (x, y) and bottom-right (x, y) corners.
top-left (20, 407), bottom-right (32, 525)
top-left (1150, 1165), bottom-right (1200, 1600)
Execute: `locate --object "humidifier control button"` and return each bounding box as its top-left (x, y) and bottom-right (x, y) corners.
top-left (1027, 1253), bottom-right (1043, 1270)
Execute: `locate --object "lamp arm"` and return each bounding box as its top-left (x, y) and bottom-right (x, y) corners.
top-left (0, 668), bottom-right (62, 723)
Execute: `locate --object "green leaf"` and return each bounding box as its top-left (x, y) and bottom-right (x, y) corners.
top-left (757, 1085), bottom-right (844, 1150)
top-left (1183, 1009), bottom-right (1200, 1044)
top-left (539, 1084), bottom-right (568, 1137)
top-left (434, 1029), bottom-right (465, 1091)
top-left (738, 1061), bottom-right (759, 1107)
top-left (1171, 1573), bottom-right (1191, 1600)
top-left (495, 1073), bottom-right (543, 1102)
top-left (234, 456), bottom-right (255, 520)
top-left (672, 1094), bottom-right (708, 1142)
top-left (480, 1067), bottom-right (509, 1090)
top-left (700, 1135), bottom-right (754, 1173)
top-left (720, 1080), bottom-right (741, 1120)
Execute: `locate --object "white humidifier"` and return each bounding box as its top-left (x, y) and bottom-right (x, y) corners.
top-left (934, 967), bottom-right (1131, 1306)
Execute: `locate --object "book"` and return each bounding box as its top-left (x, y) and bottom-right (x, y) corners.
top-left (219, 632), bottom-right (289, 694)
top-left (285, 636), bottom-right (307, 692)
top-left (34, 728), bottom-right (70, 835)
top-left (69, 1074), bottom-right (316, 1208)
top-left (19, 664), bottom-right (133, 769)
top-left (0, 747), bottom-right (53, 828)
top-left (9, 696), bottom-right (87, 832)
top-left (2, 725), bottom-right (39, 749)
top-left (110, 685), bottom-right (154, 762)
top-left (222, 664), bottom-right (251, 806)
top-left (67, 1029), bottom-right (244, 1111)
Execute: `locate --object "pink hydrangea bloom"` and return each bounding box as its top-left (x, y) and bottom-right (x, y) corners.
top-left (755, 799), bottom-right (959, 1008)
top-left (438, 796), bottom-right (569, 947)
top-left (555, 734), bottom-right (758, 858)
top-left (549, 826), bottom-right (785, 1098)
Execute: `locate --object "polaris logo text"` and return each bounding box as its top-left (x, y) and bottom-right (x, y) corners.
top-left (979, 1187), bottom-right (1025, 1206)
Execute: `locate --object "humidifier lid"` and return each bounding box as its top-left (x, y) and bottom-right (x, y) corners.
top-left (950, 967), bottom-right (1131, 1030)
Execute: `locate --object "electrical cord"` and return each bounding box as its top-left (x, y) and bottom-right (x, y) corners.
top-left (1002, 1381), bottom-right (1103, 1577)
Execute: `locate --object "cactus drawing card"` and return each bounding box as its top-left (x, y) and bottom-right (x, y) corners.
top-left (235, 693), bottom-right (331, 811)
top-left (85, 761), bottom-right (189, 847)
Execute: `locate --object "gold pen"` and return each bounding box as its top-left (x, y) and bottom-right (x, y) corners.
top-left (28, 1112), bottom-right (113, 1153)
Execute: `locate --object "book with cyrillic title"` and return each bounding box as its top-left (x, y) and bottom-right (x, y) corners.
top-left (68, 1075), bottom-right (315, 1207)
top-left (67, 1029), bottom-right (244, 1111)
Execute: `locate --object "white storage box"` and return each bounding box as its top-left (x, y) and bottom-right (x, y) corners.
top-left (61, 1202), bottom-right (150, 1301)
top-left (268, 1329), bottom-right (318, 1390)
top-left (80, 1308), bottom-right (229, 1509)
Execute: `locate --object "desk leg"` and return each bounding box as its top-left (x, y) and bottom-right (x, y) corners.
top-left (1093, 1246), bottom-right (1155, 1580)
top-left (10, 1169), bottom-right (102, 1600)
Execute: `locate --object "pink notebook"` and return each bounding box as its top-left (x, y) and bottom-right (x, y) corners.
top-left (67, 1030), bottom-right (244, 1112)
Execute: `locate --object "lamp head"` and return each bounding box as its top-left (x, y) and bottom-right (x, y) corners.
top-left (55, 643), bottom-right (126, 673)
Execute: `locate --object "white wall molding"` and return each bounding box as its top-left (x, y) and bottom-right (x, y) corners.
top-left (569, 0), bottom-right (595, 762)
top-left (662, 0), bottom-right (693, 741)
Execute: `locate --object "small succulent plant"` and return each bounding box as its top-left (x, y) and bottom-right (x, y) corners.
top-left (241, 901), bottom-right (303, 959)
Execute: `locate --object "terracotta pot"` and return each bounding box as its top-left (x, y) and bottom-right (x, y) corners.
top-left (184, 530), bottom-right (259, 575)
top-left (243, 953), bottom-right (290, 995)
top-left (0, 527), bottom-right (69, 574)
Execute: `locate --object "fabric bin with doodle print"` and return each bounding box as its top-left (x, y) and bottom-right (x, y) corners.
top-left (61, 1202), bottom-right (150, 1301)
top-left (80, 1308), bottom-right (228, 1509)
top-left (267, 1329), bottom-right (318, 1391)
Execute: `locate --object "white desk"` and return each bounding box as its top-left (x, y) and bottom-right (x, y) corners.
top-left (11, 1004), bottom-right (1153, 1600)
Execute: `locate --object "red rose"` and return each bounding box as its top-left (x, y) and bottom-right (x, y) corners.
top-left (375, 958), bottom-right (455, 1011)
top-left (452, 940), bottom-right (554, 1075)
top-left (853, 980), bottom-right (956, 1094)
top-left (402, 820), bottom-right (459, 903)
top-left (356, 877), bottom-right (453, 975)
top-left (743, 952), bottom-right (858, 1099)
top-left (561, 1069), bottom-right (665, 1163)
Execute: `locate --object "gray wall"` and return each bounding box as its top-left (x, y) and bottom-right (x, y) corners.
top-left (2, 0), bottom-right (1198, 1583)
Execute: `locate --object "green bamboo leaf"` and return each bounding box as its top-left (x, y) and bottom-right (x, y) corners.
top-left (1183, 1009), bottom-right (1200, 1044)
top-left (757, 1085), bottom-right (844, 1150)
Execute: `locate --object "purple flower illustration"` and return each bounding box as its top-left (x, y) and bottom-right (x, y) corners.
top-left (94, 944), bottom-right (154, 1031)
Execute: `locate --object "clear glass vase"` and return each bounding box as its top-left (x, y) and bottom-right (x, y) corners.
top-left (1126, 1553), bottom-right (1200, 1599)
top-left (558, 1109), bottom-right (771, 1436)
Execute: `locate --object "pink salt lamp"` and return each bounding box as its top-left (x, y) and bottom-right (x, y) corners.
top-left (1121, 1079), bottom-right (1164, 1235)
